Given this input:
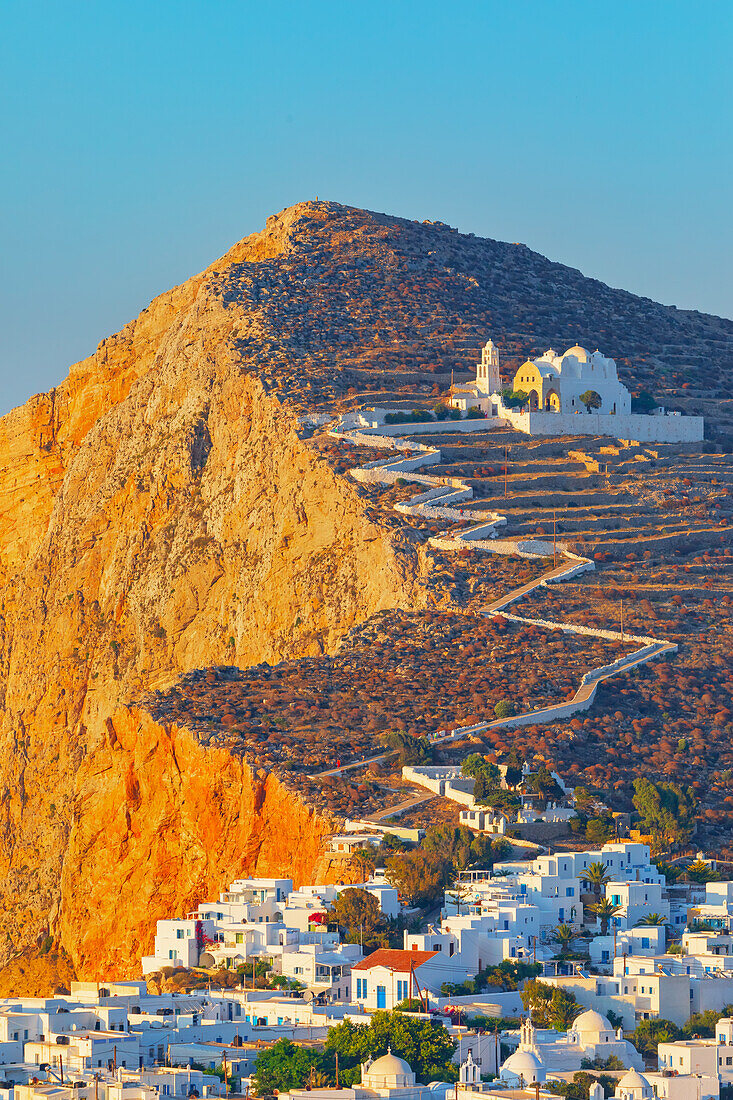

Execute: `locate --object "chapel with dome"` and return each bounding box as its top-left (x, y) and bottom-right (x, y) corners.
top-left (447, 337), bottom-right (703, 442)
top-left (511, 345), bottom-right (632, 416)
top-left (277, 1048), bottom-right (454, 1100)
top-left (499, 1012), bottom-right (644, 1084)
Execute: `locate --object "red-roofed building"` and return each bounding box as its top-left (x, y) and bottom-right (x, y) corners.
top-left (351, 948), bottom-right (469, 1010)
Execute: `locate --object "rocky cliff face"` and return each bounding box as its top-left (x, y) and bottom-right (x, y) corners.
top-left (0, 206), bottom-right (430, 980)
top-left (60, 707), bottom-right (334, 978)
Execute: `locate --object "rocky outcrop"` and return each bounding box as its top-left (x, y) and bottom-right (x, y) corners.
top-left (60, 707), bottom-right (333, 978)
top-left (0, 213), bottom-right (428, 979)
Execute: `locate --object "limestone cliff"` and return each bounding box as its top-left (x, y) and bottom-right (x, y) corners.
top-left (0, 207), bottom-right (428, 980)
top-left (60, 707), bottom-right (334, 978)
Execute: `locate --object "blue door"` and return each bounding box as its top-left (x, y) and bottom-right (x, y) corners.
top-left (377, 985), bottom-right (386, 1008)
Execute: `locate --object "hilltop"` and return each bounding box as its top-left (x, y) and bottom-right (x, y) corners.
top-left (0, 201), bottom-right (730, 988)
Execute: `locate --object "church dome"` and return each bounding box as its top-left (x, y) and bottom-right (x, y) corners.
top-left (500, 1049), bottom-right (545, 1084)
top-left (572, 1009), bottom-right (614, 1038)
top-left (563, 345), bottom-right (589, 361)
top-left (363, 1051), bottom-right (415, 1087)
top-left (616, 1068), bottom-right (653, 1097)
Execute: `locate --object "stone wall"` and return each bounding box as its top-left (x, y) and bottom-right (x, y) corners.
top-left (501, 408), bottom-right (705, 443)
top-left (352, 418), bottom-right (510, 436)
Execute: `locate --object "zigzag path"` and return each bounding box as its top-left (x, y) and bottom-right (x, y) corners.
top-left (326, 421), bottom-right (677, 767)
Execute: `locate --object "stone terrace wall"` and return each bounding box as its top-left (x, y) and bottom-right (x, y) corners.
top-left (502, 409), bottom-right (705, 442)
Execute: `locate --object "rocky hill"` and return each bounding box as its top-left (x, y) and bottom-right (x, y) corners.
top-left (0, 200), bottom-right (730, 985)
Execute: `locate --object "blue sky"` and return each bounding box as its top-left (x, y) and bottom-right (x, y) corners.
top-left (1, 0), bottom-right (731, 413)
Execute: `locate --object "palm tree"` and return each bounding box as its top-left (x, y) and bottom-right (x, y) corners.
top-left (637, 913), bottom-right (666, 926)
top-left (552, 922), bottom-right (576, 958)
top-left (591, 898), bottom-right (622, 936)
top-left (580, 862), bottom-right (612, 901)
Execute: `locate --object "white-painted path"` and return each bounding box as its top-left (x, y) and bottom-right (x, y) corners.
top-left (325, 423), bottom-right (677, 752)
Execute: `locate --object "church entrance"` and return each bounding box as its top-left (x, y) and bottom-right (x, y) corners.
top-left (545, 388), bottom-right (561, 412)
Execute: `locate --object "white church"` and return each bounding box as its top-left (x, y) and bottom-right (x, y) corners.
top-left (449, 339), bottom-right (704, 443)
top-left (499, 1012), bottom-right (644, 1087)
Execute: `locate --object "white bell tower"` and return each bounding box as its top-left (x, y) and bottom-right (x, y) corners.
top-left (476, 339), bottom-right (501, 395)
top-left (460, 1050), bottom-right (481, 1085)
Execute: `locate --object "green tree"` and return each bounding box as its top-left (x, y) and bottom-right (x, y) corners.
top-left (323, 1011), bottom-right (457, 1085)
top-left (591, 898), bottom-right (621, 936)
top-left (501, 388), bottom-right (530, 410)
top-left (422, 823), bottom-right (503, 874)
top-left (383, 729), bottom-right (432, 767)
top-left (585, 814), bottom-right (616, 845)
top-left (473, 778), bottom-right (520, 814)
top-left (377, 833), bottom-right (407, 858)
top-left (636, 912), bottom-right (666, 926)
top-left (385, 850), bottom-right (454, 907)
top-left (494, 698), bottom-right (516, 719)
top-left (525, 766), bottom-right (564, 807)
top-left (253, 1038), bottom-right (322, 1095)
top-left (520, 979), bottom-right (580, 1031)
top-left (505, 763), bottom-right (523, 788)
top-left (630, 1019), bottom-right (681, 1057)
top-left (502, 749), bottom-right (524, 789)
top-left (547, 1070), bottom-right (617, 1099)
top-left (580, 862), bottom-right (612, 901)
top-left (328, 888), bottom-right (386, 946)
top-left (684, 859), bottom-right (720, 884)
top-left (573, 787), bottom-right (595, 814)
top-left (578, 390), bottom-right (602, 412)
top-left (681, 1007), bottom-right (733, 1038)
top-left (655, 860), bottom-right (682, 885)
top-left (349, 846), bottom-right (378, 884)
top-left (632, 778), bottom-right (697, 850)
top-left (461, 754), bottom-right (501, 785)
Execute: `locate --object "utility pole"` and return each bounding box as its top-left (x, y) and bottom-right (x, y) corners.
top-left (614, 923), bottom-right (617, 961)
top-left (504, 445), bottom-right (509, 498)
top-left (223, 1050), bottom-right (228, 1098)
top-left (620, 599), bottom-right (624, 641)
top-left (335, 1051), bottom-right (340, 1089)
